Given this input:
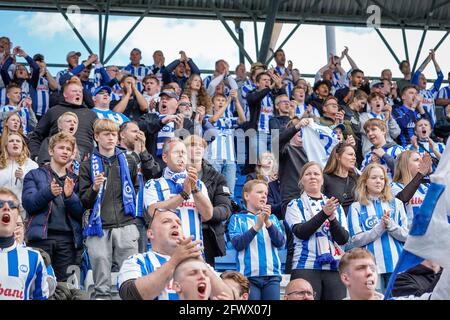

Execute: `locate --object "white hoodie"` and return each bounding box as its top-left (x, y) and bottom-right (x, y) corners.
top-left (0, 158), bottom-right (38, 200)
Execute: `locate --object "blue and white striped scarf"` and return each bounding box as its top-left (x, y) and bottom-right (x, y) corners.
top-left (83, 149), bottom-right (136, 237)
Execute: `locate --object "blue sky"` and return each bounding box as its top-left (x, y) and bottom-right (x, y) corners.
top-left (1, 10), bottom-right (450, 82)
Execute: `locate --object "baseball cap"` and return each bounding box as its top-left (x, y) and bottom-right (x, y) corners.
top-left (331, 123), bottom-right (346, 132)
top-left (370, 80), bottom-right (384, 89)
top-left (66, 51), bottom-right (81, 61)
top-left (93, 86), bottom-right (112, 96)
top-left (159, 90), bottom-right (179, 100)
top-left (33, 53), bottom-right (44, 62)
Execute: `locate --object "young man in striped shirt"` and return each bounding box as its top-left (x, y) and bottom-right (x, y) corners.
top-left (33, 54), bottom-right (58, 120)
top-left (207, 91), bottom-right (246, 196)
top-left (361, 119), bottom-right (403, 179)
top-left (411, 49), bottom-right (443, 127)
top-left (0, 187), bottom-right (49, 300)
top-left (143, 138), bottom-right (213, 244)
top-left (122, 48), bottom-right (151, 93)
top-left (228, 179), bottom-right (285, 300)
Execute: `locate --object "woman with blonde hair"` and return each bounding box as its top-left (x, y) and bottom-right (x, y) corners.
top-left (246, 151), bottom-right (278, 183)
top-left (182, 74), bottom-right (212, 114)
top-left (323, 142), bottom-right (358, 215)
top-left (391, 150), bottom-right (432, 227)
top-left (0, 132), bottom-right (38, 203)
top-left (348, 162), bottom-right (408, 292)
top-left (285, 161), bottom-right (349, 300)
top-left (0, 111), bottom-right (26, 148)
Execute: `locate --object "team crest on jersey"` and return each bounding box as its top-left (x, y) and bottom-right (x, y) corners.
top-left (364, 216), bottom-right (378, 230)
top-left (19, 264), bottom-right (29, 273)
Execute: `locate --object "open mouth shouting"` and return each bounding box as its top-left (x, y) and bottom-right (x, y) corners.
top-left (1, 213), bottom-right (11, 225)
top-left (197, 282), bottom-right (208, 299)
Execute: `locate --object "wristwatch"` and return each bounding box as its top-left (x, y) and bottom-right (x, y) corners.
top-left (179, 190), bottom-right (190, 200)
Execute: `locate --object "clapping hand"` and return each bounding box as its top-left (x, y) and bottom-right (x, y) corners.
top-left (50, 178), bottom-right (63, 197)
top-left (323, 197), bottom-right (339, 220)
top-left (64, 176), bottom-right (75, 198)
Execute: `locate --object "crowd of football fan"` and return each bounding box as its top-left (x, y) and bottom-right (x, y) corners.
top-left (0, 34), bottom-right (450, 300)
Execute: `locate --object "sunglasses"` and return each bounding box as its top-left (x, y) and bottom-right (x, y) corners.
top-left (0, 200), bottom-right (19, 210)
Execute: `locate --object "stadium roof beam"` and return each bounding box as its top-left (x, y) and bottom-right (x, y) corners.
top-left (234, 0), bottom-right (261, 57)
top-left (100, 0), bottom-right (111, 63)
top-left (412, 0), bottom-right (436, 73)
top-left (401, 27), bottom-right (409, 62)
top-left (211, 0), bottom-right (254, 65)
top-left (374, 28), bottom-right (401, 65)
top-left (54, 0), bottom-right (94, 55)
top-left (258, 0), bottom-right (281, 63)
top-left (103, 0), bottom-right (156, 64)
top-left (264, 0), bottom-right (323, 66)
top-left (3, 0), bottom-right (450, 30)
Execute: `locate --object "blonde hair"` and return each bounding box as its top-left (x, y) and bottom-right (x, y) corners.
top-left (297, 161), bottom-right (323, 193)
top-left (48, 132), bottom-right (76, 152)
top-left (0, 133), bottom-right (30, 169)
top-left (93, 118), bottom-right (119, 135)
top-left (0, 111), bottom-right (24, 149)
top-left (256, 151), bottom-right (278, 181)
top-left (183, 135), bottom-right (207, 149)
top-left (57, 112), bottom-right (78, 130)
top-left (355, 163), bottom-right (393, 205)
top-left (242, 179), bottom-right (268, 206)
top-left (393, 150), bottom-right (420, 185)
top-left (338, 248), bottom-right (375, 274)
top-left (363, 118), bottom-right (387, 134)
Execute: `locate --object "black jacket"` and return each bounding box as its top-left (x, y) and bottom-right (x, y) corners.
top-left (79, 148), bottom-right (139, 229)
top-left (201, 160), bottom-right (232, 258)
top-left (29, 101), bottom-right (98, 160)
top-left (138, 113), bottom-right (194, 173)
top-left (245, 87), bottom-right (285, 130)
top-left (392, 264), bottom-right (442, 297)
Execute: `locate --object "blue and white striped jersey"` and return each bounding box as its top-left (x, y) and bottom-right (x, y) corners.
top-left (391, 182), bottom-right (428, 229)
top-left (285, 195), bottom-right (348, 271)
top-left (274, 66), bottom-right (294, 99)
top-left (412, 70), bottom-right (443, 127)
top-left (361, 144), bottom-right (404, 179)
top-left (0, 242), bottom-right (49, 300)
top-left (203, 74), bottom-right (230, 97)
top-left (437, 85), bottom-right (450, 100)
top-left (228, 212), bottom-right (284, 277)
top-left (348, 198), bottom-right (408, 274)
top-left (0, 105), bottom-right (31, 135)
top-left (206, 116), bottom-right (238, 162)
top-left (0, 88), bottom-right (7, 106)
top-left (294, 102), bottom-right (320, 118)
top-left (240, 80), bottom-right (256, 120)
top-left (143, 177), bottom-right (208, 243)
top-left (92, 108), bottom-right (130, 125)
top-left (406, 141), bottom-right (445, 172)
top-left (117, 250), bottom-right (178, 300)
top-left (123, 64), bottom-right (152, 93)
top-left (34, 77), bottom-right (50, 117)
top-left (156, 115), bottom-right (175, 157)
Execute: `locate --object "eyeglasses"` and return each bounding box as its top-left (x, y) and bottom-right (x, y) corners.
top-left (153, 207), bottom-right (177, 215)
top-left (286, 290), bottom-right (316, 299)
top-left (178, 102), bottom-right (192, 108)
top-left (0, 200), bottom-right (19, 210)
